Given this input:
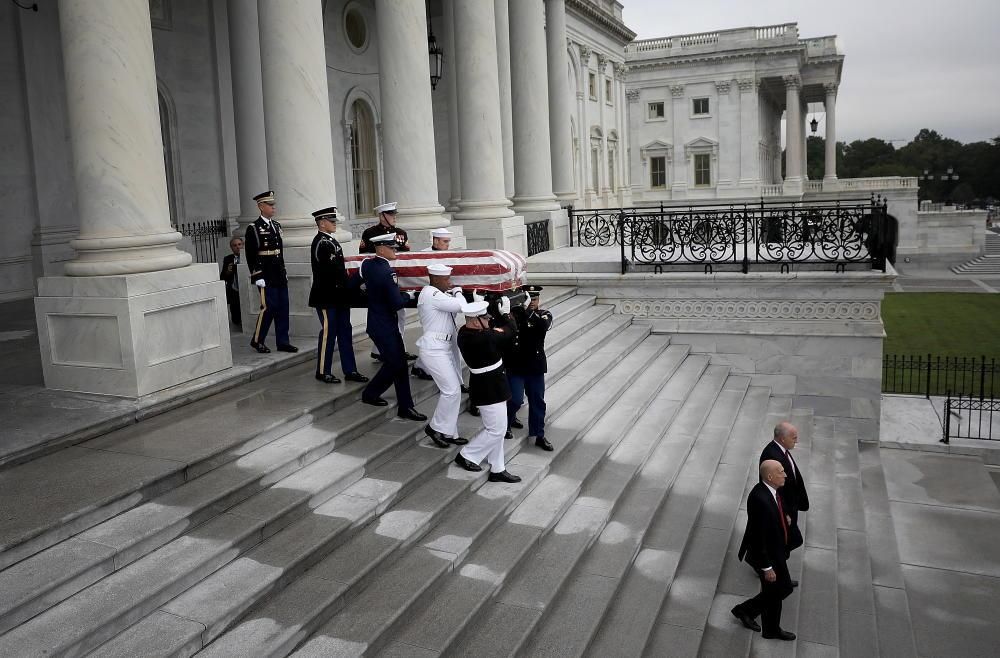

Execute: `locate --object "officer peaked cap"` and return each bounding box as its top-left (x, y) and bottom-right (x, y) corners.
top-left (312, 206), bottom-right (338, 221)
top-left (462, 301), bottom-right (489, 317)
top-left (253, 191), bottom-right (275, 203)
top-left (524, 285), bottom-right (544, 297)
top-left (369, 233), bottom-right (400, 248)
top-left (374, 201), bottom-right (398, 214)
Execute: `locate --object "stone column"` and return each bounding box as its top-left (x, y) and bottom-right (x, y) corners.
top-left (738, 78), bottom-right (760, 189)
top-left (35, 0), bottom-right (231, 397)
top-left (546, 0), bottom-right (575, 202)
top-left (257, 0), bottom-right (345, 245)
top-left (670, 84), bottom-right (687, 198)
top-left (445, 0), bottom-right (461, 212)
top-left (495, 0), bottom-right (515, 200)
top-left (802, 100), bottom-right (809, 181)
top-left (509, 0), bottom-right (559, 213)
top-left (453, 0), bottom-right (522, 251)
top-left (376, 0), bottom-right (447, 230)
top-left (823, 83), bottom-right (839, 187)
top-left (596, 54), bottom-right (609, 199)
top-left (228, 0), bottom-right (269, 230)
top-left (782, 75), bottom-right (803, 195)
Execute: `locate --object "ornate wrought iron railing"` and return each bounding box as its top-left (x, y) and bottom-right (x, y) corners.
top-left (526, 218), bottom-right (551, 256)
top-left (943, 394), bottom-right (999, 443)
top-left (569, 197), bottom-right (892, 274)
top-left (178, 218), bottom-right (229, 263)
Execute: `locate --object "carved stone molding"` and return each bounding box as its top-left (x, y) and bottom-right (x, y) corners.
top-left (714, 80), bottom-right (731, 94)
top-left (596, 53), bottom-right (608, 70)
top-left (617, 299), bottom-right (881, 322)
top-left (824, 82), bottom-right (839, 95)
top-left (578, 44), bottom-right (591, 65)
top-left (738, 78), bottom-right (757, 93)
top-left (782, 74), bottom-right (802, 90)
top-left (625, 88), bottom-right (640, 102)
top-left (613, 62), bottom-right (627, 77)
top-left (670, 84), bottom-right (685, 98)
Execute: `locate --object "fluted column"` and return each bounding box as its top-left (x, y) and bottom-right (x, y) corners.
top-left (445, 0), bottom-right (461, 211)
top-left (577, 44), bottom-right (592, 197)
top-left (494, 0), bottom-right (515, 199)
top-left (802, 100), bottom-right (809, 180)
top-left (824, 83), bottom-right (838, 182)
top-left (58, 0), bottom-right (191, 276)
top-left (376, 0), bottom-right (447, 229)
top-left (454, 0), bottom-right (513, 220)
top-left (509, 0), bottom-right (559, 212)
top-left (546, 0), bottom-right (574, 201)
top-left (596, 54), bottom-right (609, 196)
top-left (228, 0), bottom-right (268, 230)
top-left (257, 0), bottom-right (346, 244)
top-left (738, 78), bottom-right (760, 188)
top-left (783, 75), bottom-right (803, 192)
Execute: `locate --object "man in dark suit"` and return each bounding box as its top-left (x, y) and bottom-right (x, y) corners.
top-left (732, 460), bottom-right (797, 641)
top-left (308, 207), bottom-right (368, 385)
top-left (219, 236), bottom-right (243, 327)
top-left (245, 190), bottom-right (297, 354)
top-left (760, 421), bottom-right (808, 557)
top-left (359, 233), bottom-right (426, 422)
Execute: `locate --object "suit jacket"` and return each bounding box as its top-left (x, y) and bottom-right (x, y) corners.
top-left (505, 306), bottom-right (553, 375)
top-left (244, 217), bottom-right (287, 287)
top-left (760, 441), bottom-right (810, 515)
top-left (360, 257), bottom-right (410, 339)
top-left (738, 482), bottom-right (792, 574)
top-left (308, 232), bottom-right (350, 308)
top-left (220, 254), bottom-right (240, 296)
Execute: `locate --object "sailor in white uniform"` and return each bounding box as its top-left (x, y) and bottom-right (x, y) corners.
top-left (412, 227), bottom-right (455, 381)
top-left (417, 264), bottom-right (469, 449)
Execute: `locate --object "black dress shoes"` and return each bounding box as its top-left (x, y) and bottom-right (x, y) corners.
top-left (731, 606), bottom-right (761, 632)
top-left (510, 417), bottom-right (524, 429)
top-left (250, 340), bottom-right (270, 353)
top-left (398, 407), bottom-right (428, 422)
top-left (504, 429), bottom-right (513, 440)
top-left (404, 352), bottom-right (418, 361)
top-left (454, 453), bottom-right (483, 472)
top-left (362, 396), bottom-right (389, 407)
top-left (315, 373), bottom-right (341, 384)
top-left (488, 470), bottom-right (522, 484)
top-left (425, 425), bottom-right (452, 449)
top-left (411, 366), bottom-right (434, 381)
top-left (534, 436), bottom-right (554, 451)
top-left (469, 403), bottom-right (480, 417)
top-left (344, 372), bottom-right (369, 383)
top-left (276, 344), bottom-right (299, 353)
top-left (762, 629), bottom-right (796, 641)
top-left (450, 436), bottom-right (468, 446)
top-left (370, 352), bottom-right (382, 361)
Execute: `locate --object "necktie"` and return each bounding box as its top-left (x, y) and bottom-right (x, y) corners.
top-left (776, 494), bottom-right (789, 544)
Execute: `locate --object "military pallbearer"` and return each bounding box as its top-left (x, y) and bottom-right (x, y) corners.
top-left (245, 191), bottom-right (297, 354)
top-left (505, 285), bottom-right (553, 450)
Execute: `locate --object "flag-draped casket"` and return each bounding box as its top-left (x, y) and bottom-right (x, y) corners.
top-left (344, 250), bottom-right (527, 292)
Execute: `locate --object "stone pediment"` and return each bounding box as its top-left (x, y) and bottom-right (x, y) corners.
top-left (640, 139), bottom-right (673, 152)
top-left (684, 136), bottom-right (718, 150)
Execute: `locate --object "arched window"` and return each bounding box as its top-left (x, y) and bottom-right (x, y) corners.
top-left (158, 88), bottom-right (180, 226)
top-left (349, 99), bottom-right (377, 217)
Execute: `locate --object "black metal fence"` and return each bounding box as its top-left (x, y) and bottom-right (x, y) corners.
top-left (943, 395), bottom-right (999, 443)
top-left (526, 218), bottom-right (551, 256)
top-left (568, 196), bottom-right (892, 274)
top-left (177, 218), bottom-right (229, 263)
top-left (882, 354), bottom-right (998, 398)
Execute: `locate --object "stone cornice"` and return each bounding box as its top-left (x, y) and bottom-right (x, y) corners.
top-left (566, 0), bottom-right (637, 44)
top-left (625, 45), bottom-right (808, 72)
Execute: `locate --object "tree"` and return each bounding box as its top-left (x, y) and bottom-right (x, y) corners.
top-left (806, 136), bottom-right (825, 180)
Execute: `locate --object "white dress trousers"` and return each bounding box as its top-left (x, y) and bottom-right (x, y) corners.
top-left (459, 401), bottom-right (507, 473)
top-left (417, 286), bottom-right (465, 438)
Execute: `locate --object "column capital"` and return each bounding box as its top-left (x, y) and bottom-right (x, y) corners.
top-left (738, 77), bottom-right (758, 93)
top-left (714, 80), bottom-right (731, 94)
top-left (783, 74), bottom-right (802, 90)
top-left (578, 44), bottom-right (591, 65)
top-left (626, 88), bottom-right (640, 102)
top-left (596, 53), bottom-right (607, 70)
top-left (670, 84), bottom-right (685, 98)
top-left (824, 82), bottom-right (839, 96)
top-left (613, 62), bottom-right (628, 77)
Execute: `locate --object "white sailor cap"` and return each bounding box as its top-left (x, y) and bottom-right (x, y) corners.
top-left (461, 301), bottom-right (489, 317)
top-left (369, 233), bottom-right (399, 247)
top-left (374, 201), bottom-right (398, 214)
top-left (431, 228), bottom-right (453, 238)
top-left (427, 264), bottom-right (452, 276)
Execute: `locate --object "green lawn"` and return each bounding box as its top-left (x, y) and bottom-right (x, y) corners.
top-left (882, 293), bottom-right (1000, 357)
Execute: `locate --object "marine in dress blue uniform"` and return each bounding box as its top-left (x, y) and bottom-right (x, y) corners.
top-left (506, 286), bottom-right (554, 451)
top-left (359, 202), bottom-right (416, 362)
top-left (245, 191), bottom-right (297, 353)
top-left (308, 206), bottom-right (369, 385)
top-left (359, 234), bottom-right (427, 421)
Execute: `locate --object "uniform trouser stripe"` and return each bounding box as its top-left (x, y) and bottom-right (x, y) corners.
top-left (318, 309), bottom-right (330, 374)
top-left (253, 287), bottom-right (267, 342)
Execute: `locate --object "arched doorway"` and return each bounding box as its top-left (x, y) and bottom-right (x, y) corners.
top-left (348, 99), bottom-right (378, 217)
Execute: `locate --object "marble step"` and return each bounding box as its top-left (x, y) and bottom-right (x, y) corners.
top-left (0, 294), bottom-right (609, 632)
top-left (75, 325), bottom-right (653, 658)
top-left (288, 337), bottom-right (680, 657)
top-left (189, 333), bottom-right (670, 657)
top-left (454, 370), bottom-right (749, 658)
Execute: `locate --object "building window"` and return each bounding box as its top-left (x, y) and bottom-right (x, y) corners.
top-left (349, 100), bottom-right (377, 216)
top-left (647, 101), bottom-right (664, 120)
top-left (650, 156), bottom-right (666, 188)
top-left (692, 97), bottom-right (710, 116)
top-left (344, 5), bottom-right (368, 52)
top-left (588, 73), bottom-right (597, 100)
top-left (694, 153), bottom-right (711, 186)
top-left (605, 79), bottom-right (612, 105)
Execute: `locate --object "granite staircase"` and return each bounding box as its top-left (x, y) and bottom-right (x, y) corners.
top-left (0, 287), bottom-right (920, 657)
top-left (951, 231), bottom-right (1000, 274)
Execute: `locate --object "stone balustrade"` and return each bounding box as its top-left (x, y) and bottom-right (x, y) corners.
top-left (627, 22), bottom-right (799, 55)
top-left (839, 176), bottom-right (919, 191)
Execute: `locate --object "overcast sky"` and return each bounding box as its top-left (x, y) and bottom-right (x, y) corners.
top-left (621, 0), bottom-right (1000, 145)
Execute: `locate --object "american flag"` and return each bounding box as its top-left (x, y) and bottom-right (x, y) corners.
top-left (345, 249), bottom-right (527, 292)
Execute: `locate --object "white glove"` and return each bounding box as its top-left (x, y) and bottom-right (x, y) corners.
top-left (255, 279), bottom-right (266, 288)
top-left (472, 290), bottom-right (485, 304)
top-left (522, 294), bottom-right (532, 309)
top-left (449, 287), bottom-right (464, 297)
top-left (406, 290), bottom-right (417, 300)
top-left (498, 296), bottom-right (511, 315)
